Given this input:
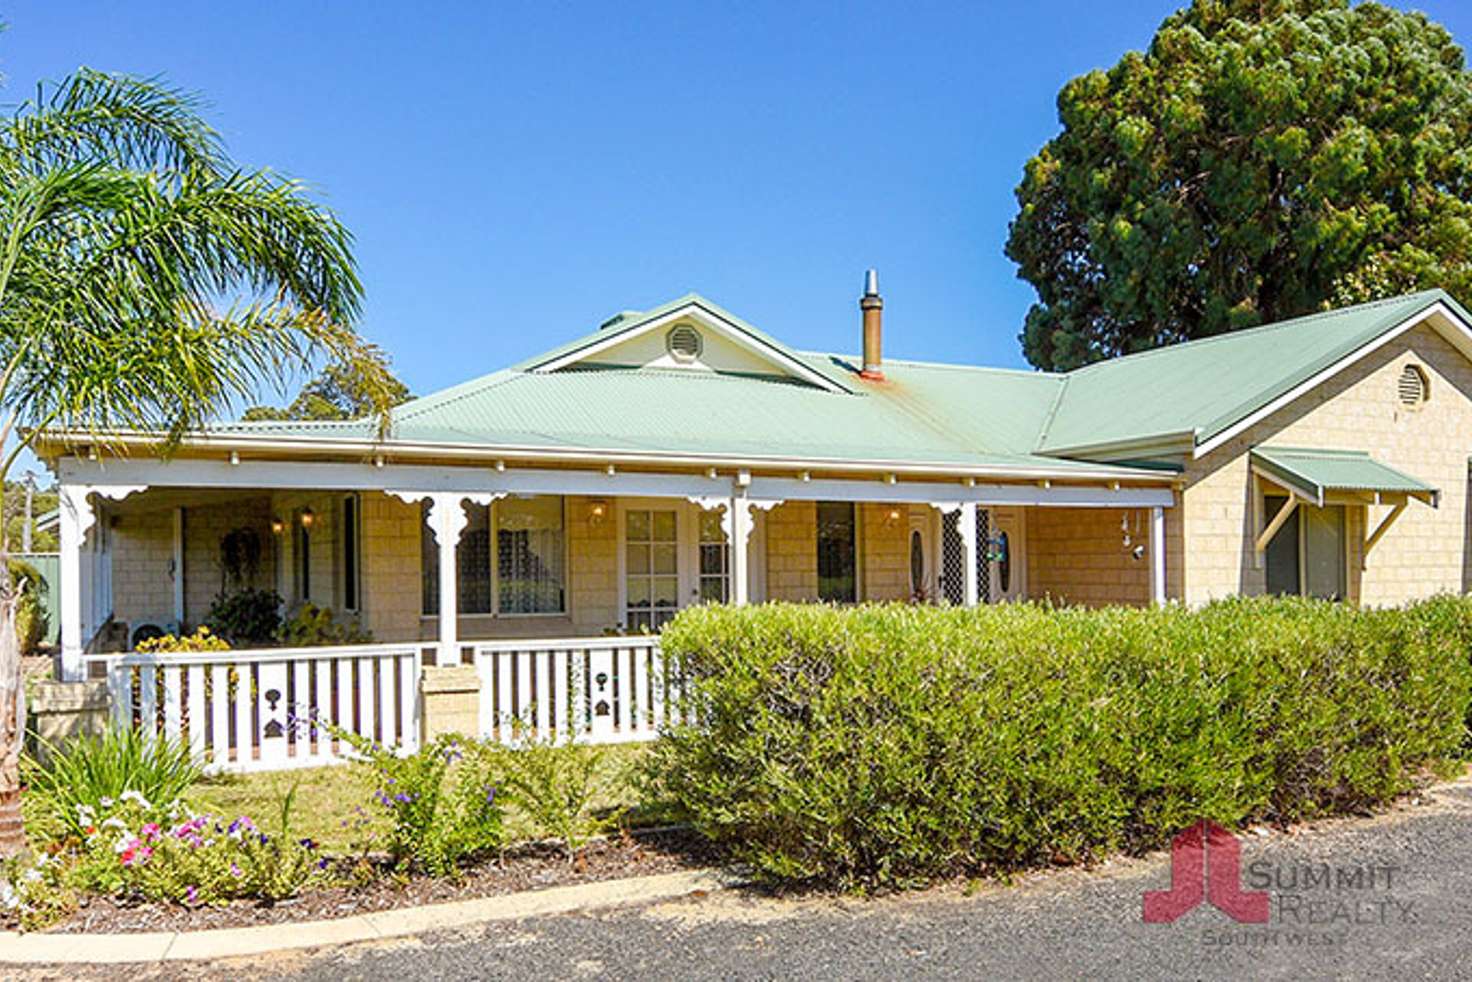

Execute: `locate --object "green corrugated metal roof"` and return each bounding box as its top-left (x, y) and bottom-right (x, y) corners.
top-left (213, 288), bottom-right (1472, 477)
top-left (1037, 290), bottom-right (1463, 454)
top-left (1250, 447), bottom-right (1438, 507)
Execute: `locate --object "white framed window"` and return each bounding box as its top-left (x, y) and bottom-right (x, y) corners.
top-left (617, 499), bottom-right (746, 632)
top-left (421, 495), bottom-right (567, 617)
top-left (495, 495), bottom-right (566, 615)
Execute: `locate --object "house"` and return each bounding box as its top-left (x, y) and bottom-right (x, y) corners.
top-left (37, 277), bottom-right (1469, 692)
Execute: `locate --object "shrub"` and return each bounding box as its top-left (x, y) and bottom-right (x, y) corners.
top-left (646, 598), bottom-right (1472, 890)
top-left (277, 602), bottom-right (371, 646)
top-left (336, 729), bottom-right (504, 876)
top-left (500, 731), bottom-right (617, 859)
top-left (135, 626), bottom-right (230, 654)
top-left (22, 729), bottom-right (204, 843)
top-left (205, 588), bottom-right (283, 645)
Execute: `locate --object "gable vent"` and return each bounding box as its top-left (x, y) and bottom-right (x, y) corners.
top-left (1397, 364), bottom-right (1429, 407)
top-left (665, 324), bottom-right (703, 362)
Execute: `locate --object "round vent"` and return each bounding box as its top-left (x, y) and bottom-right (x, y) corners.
top-left (665, 324), bottom-right (703, 362)
top-left (1397, 364), bottom-right (1429, 408)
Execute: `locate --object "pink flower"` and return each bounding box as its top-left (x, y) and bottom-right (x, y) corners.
top-left (120, 846), bottom-right (137, 866)
top-left (140, 823), bottom-right (160, 840)
top-left (229, 863), bottom-right (242, 878)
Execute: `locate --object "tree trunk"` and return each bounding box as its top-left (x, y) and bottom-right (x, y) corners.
top-left (0, 561), bottom-right (26, 856)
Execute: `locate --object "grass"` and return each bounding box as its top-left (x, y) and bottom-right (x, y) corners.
top-left (190, 744), bottom-right (652, 853)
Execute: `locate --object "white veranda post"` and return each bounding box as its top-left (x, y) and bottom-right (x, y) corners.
top-left (390, 490), bottom-right (500, 666)
top-left (58, 484), bottom-right (145, 681)
top-left (1150, 505), bottom-right (1167, 606)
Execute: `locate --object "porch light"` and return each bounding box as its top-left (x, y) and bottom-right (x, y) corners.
top-left (299, 507), bottom-right (315, 529)
top-left (885, 507), bottom-right (902, 526)
top-left (270, 517), bottom-right (285, 536)
top-left (588, 499), bottom-right (608, 525)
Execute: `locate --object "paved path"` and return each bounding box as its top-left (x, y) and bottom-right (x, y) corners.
top-left (20, 779), bottom-right (1472, 981)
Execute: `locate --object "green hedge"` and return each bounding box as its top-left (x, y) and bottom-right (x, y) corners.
top-left (645, 596), bottom-right (1472, 889)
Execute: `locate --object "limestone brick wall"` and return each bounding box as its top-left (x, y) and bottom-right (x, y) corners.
top-left (1026, 507), bottom-right (1151, 607)
top-left (861, 503), bottom-right (909, 601)
top-left (1177, 319), bottom-right (1472, 605)
top-left (359, 491), bottom-right (421, 642)
top-left (110, 507), bottom-right (174, 627)
top-left (182, 497), bottom-right (276, 626)
top-left (109, 494), bottom-right (277, 632)
top-left (765, 501), bottom-right (818, 601)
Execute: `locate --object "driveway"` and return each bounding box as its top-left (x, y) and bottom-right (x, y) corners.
top-left (19, 778), bottom-right (1472, 981)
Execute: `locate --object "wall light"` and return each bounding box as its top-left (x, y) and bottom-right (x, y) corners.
top-left (588, 499), bottom-right (608, 526)
top-left (270, 517), bottom-right (285, 536)
top-left (885, 507), bottom-right (903, 526)
top-left (299, 507), bottom-right (315, 529)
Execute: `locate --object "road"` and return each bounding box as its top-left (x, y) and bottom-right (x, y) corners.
top-left (21, 779), bottom-right (1472, 981)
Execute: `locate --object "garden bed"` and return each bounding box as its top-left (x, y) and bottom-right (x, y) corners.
top-left (32, 826), bottom-right (717, 934)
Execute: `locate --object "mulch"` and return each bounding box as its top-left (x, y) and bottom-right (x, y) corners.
top-left (37, 826), bottom-right (722, 935)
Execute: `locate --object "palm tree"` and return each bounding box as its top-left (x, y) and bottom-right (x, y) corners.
top-left (0, 69), bottom-right (397, 855)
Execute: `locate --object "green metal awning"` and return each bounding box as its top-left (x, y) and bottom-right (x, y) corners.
top-left (1250, 447), bottom-right (1439, 509)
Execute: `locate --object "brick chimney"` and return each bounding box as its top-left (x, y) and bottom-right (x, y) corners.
top-left (860, 268), bottom-right (883, 380)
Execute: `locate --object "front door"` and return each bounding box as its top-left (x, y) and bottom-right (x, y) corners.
top-left (907, 508), bottom-right (938, 601)
top-left (619, 500), bottom-right (739, 632)
top-left (985, 506), bottom-right (1027, 603)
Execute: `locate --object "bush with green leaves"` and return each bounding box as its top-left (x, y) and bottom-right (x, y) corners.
top-left (277, 602), bottom-right (371, 646)
top-left (22, 729), bottom-right (203, 843)
top-left (205, 588), bottom-right (283, 645)
top-left (646, 597), bottom-right (1472, 890)
top-left (336, 729), bottom-right (504, 877)
top-left (500, 730), bottom-right (617, 860)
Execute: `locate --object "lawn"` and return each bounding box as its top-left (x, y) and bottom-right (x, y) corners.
top-left (191, 743), bottom-right (652, 852)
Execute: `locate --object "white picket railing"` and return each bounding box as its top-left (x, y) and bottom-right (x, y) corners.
top-left (472, 635), bottom-right (686, 746)
top-left (86, 643), bottom-right (428, 774)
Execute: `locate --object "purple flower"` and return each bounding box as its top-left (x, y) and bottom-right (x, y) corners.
top-left (230, 863), bottom-right (243, 878)
top-left (316, 857), bottom-right (329, 871)
top-left (185, 885), bottom-right (198, 904)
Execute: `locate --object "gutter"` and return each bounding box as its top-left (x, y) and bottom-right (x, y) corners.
top-left (35, 429), bottom-right (1178, 485)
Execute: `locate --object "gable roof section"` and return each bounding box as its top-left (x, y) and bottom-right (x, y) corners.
top-left (208, 288), bottom-right (1472, 481)
top-left (1035, 290), bottom-right (1472, 459)
top-left (518, 294), bottom-right (855, 394)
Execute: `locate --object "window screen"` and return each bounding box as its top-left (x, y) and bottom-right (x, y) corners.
top-left (497, 496), bottom-right (565, 614)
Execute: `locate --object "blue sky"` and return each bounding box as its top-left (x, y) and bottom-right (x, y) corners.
top-left (11, 1), bottom-right (1472, 479)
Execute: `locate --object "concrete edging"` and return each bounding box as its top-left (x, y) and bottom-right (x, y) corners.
top-left (0, 867), bottom-right (737, 965)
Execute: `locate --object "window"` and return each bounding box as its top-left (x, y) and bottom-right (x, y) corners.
top-left (625, 507), bottom-right (679, 631)
top-left (698, 509), bottom-right (730, 603)
top-left (341, 494), bottom-right (360, 612)
top-left (496, 496), bottom-right (565, 614)
top-left (422, 496), bottom-right (564, 616)
top-left (816, 501), bottom-right (857, 603)
top-left (1263, 495), bottom-right (1346, 600)
top-left (460, 504), bottom-right (493, 614)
